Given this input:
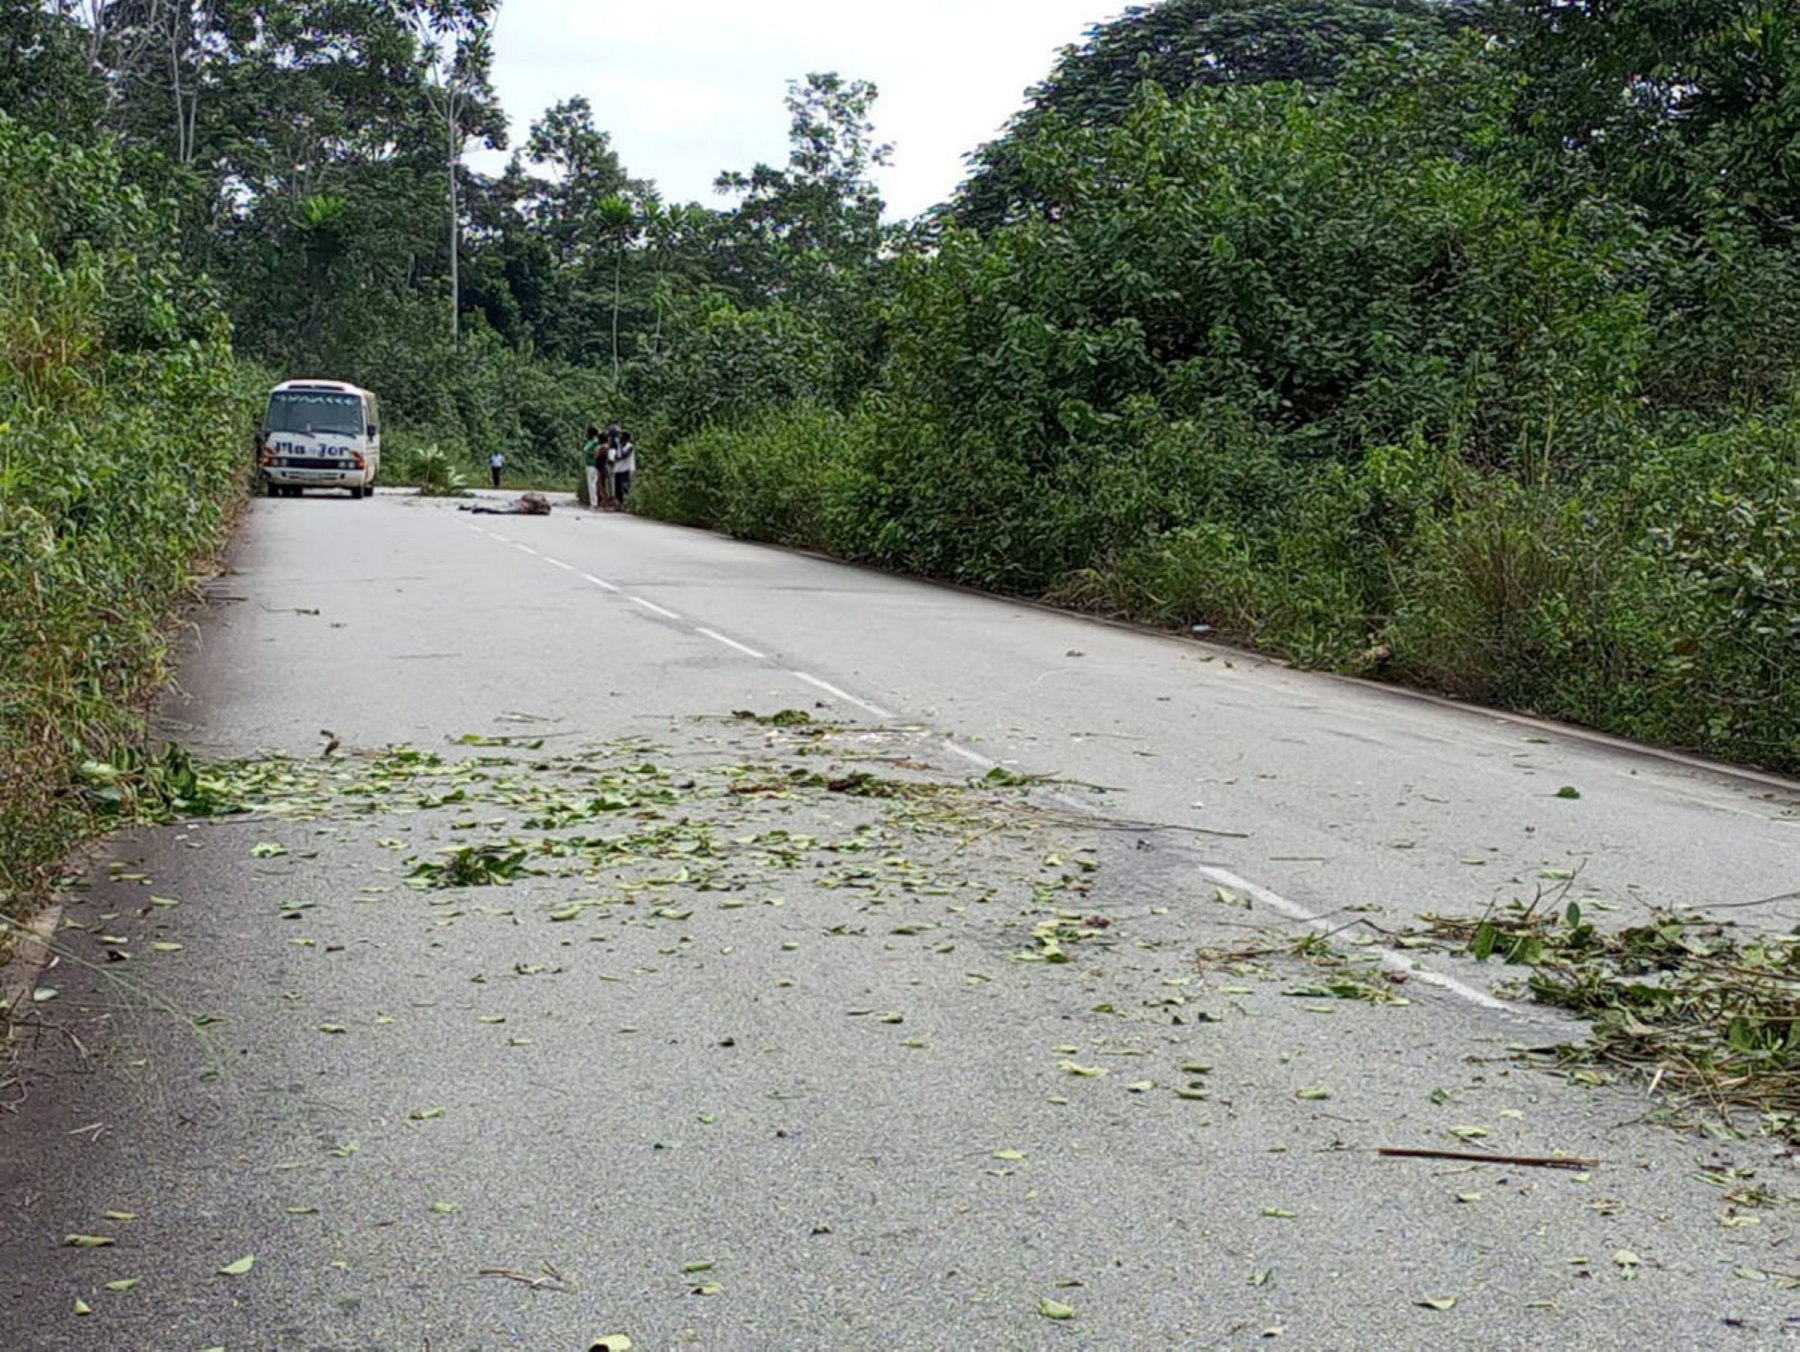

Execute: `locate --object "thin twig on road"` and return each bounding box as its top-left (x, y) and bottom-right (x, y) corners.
top-left (478, 1263), bottom-right (573, 1292)
top-left (1377, 1147), bottom-right (1600, 1170)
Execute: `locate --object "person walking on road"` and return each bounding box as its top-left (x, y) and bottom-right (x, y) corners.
top-left (487, 449), bottom-right (503, 489)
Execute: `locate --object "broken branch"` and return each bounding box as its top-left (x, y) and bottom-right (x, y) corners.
top-left (1377, 1147), bottom-right (1599, 1170)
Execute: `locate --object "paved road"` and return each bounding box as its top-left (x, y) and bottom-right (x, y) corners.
top-left (2, 489), bottom-right (1797, 1350)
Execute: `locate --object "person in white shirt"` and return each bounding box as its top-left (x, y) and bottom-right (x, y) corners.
top-left (487, 449), bottom-right (503, 489)
top-left (609, 432), bottom-right (636, 505)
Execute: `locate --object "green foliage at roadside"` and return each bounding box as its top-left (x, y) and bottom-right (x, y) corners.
top-left (634, 32), bottom-right (1800, 776)
top-left (386, 435), bottom-right (471, 496)
top-left (632, 403), bottom-right (846, 549)
top-left (0, 116), bottom-right (255, 899)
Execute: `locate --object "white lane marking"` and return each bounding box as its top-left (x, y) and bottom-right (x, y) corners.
top-left (1052, 778), bottom-right (1526, 1016)
top-left (943, 740), bottom-right (997, 770)
top-left (696, 627), bottom-right (768, 660)
top-left (1051, 751), bottom-right (1525, 1015)
top-left (464, 515), bottom-right (1519, 1017)
top-left (544, 558), bottom-right (575, 573)
top-left (1195, 864), bottom-right (1520, 1014)
top-left (790, 672), bottom-right (895, 720)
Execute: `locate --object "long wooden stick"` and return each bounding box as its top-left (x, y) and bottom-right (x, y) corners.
top-left (1377, 1147), bottom-right (1599, 1171)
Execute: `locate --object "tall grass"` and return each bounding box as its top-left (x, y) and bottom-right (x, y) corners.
top-left (0, 117), bottom-right (254, 906)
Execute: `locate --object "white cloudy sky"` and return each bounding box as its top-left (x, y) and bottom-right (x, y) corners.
top-left (473, 1), bottom-right (1121, 219)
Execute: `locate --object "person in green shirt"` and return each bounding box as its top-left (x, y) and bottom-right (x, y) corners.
top-left (583, 425), bottom-right (606, 510)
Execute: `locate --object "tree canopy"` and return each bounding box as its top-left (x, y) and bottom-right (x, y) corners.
top-left (953, 0), bottom-right (1479, 229)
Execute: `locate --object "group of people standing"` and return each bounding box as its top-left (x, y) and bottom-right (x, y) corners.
top-left (584, 423), bottom-right (635, 511)
top-left (479, 423), bottom-right (637, 507)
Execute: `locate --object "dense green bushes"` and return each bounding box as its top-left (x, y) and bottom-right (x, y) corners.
top-left (638, 391), bottom-right (1800, 772)
top-left (0, 117), bottom-right (254, 897)
top-left (632, 403), bottom-right (845, 548)
top-left (633, 42), bottom-right (1800, 776)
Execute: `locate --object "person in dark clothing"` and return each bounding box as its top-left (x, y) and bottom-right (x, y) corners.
top-left (601, 423), bottom-right (632, 507)
top-left (610, 431), bottom-right (636, 505)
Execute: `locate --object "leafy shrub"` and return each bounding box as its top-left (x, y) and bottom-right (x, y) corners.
top-left (0, 116), bottom-right (253, 899)
top-left (1606, 418), bottom-right (1800, 768)
top-left (625, 43), bottom-right (1800, 778)
top-left (634, 403), bottom-right (844, 549)
top-left (1383, 479), bottom-right (1618, 707)
top-left (386, 432), bottom-right (471, 496)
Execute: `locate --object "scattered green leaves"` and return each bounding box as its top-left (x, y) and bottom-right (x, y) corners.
top-left (1424, 902), bottom-right (1800, 1141)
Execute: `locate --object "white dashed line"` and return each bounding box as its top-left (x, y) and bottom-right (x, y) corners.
top-left (1193, 863), bottom-right (1523, 1015)
top-left (943, 740), bottom-right (997, 770)
top-left (696, 628), bottom-right (768, 660)
top-left (790, 672), bottom-right (894, 720)
top-left (466, 519), bottom-right (1530, 1023)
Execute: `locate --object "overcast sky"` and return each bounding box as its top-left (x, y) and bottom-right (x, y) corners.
top-left (472, 1), bottom-right (1121, 219)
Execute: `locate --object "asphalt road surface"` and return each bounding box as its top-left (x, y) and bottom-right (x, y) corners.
top-left (3, 488), bottom-right (1798, 1351)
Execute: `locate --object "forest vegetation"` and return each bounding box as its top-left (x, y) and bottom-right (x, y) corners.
top-left (1, 0), bottom-right (1798, 901)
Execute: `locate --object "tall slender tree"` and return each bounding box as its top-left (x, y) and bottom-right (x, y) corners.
top-left (594, 193), bottom-right (639, 384)
top-left (414, 2), bottom-right (498, 343)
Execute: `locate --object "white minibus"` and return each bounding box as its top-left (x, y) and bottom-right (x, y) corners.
top-left (259, 379), bottom-right (381, 497)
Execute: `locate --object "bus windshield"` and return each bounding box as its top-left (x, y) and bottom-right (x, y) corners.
top-left (266, 391), bottom-right (365, 437)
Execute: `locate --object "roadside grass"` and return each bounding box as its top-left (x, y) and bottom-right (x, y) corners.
top-left (383, 436), bottom-right (471, 496)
